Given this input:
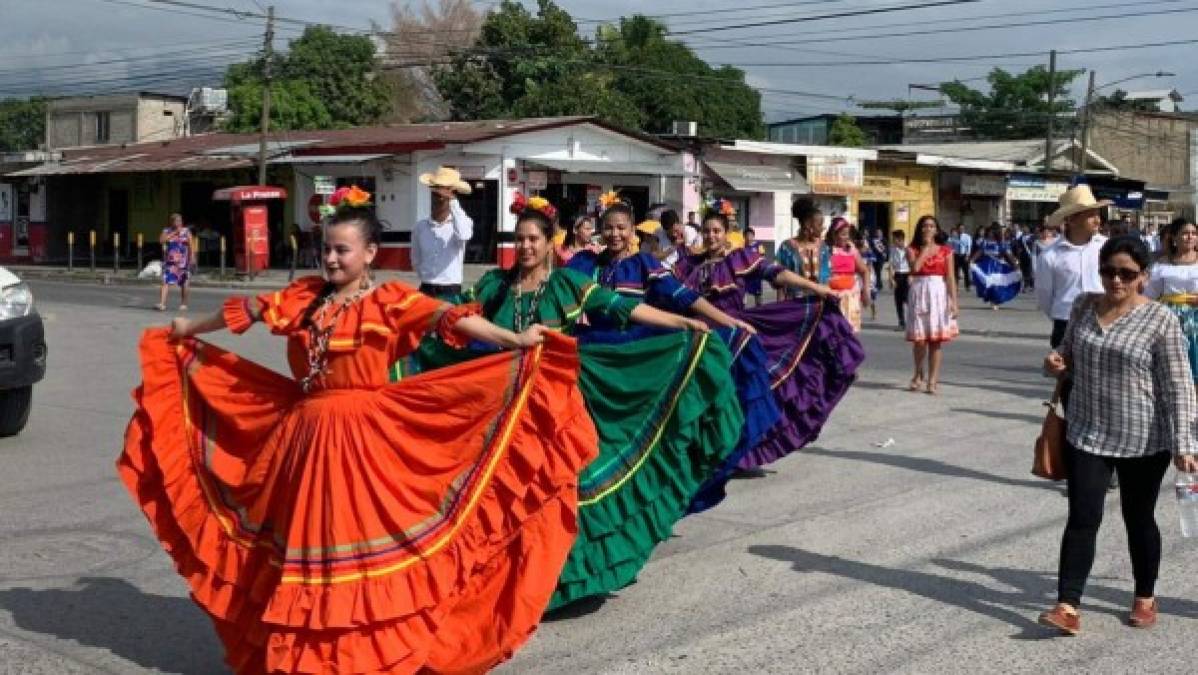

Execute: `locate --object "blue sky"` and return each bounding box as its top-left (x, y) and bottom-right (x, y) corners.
top-left (2, 0), bottom-right (1195, 120)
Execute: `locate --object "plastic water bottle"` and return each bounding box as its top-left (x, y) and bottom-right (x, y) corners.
top-left (1177, 472), bottom-right (1198, 538)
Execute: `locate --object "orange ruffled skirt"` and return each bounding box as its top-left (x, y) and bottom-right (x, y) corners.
top-left (118, 329), bottom-right (597, 674)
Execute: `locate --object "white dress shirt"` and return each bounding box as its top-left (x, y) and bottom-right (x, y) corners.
top-left (1035, 233), bottom-right (1108, 321)
top-left (411, 201), bottom-right (473, 285)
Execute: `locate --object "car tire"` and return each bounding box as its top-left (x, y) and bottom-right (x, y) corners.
top-left (0, 385), bottom-right (33, 437)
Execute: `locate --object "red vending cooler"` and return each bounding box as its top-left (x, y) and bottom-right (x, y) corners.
top-left (212, 185), bottom-right (288, 276)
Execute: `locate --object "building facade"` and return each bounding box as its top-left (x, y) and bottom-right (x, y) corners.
top-left (45, 92), bottom-right (187, 150)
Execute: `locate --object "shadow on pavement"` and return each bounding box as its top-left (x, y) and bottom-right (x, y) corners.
top-left (803, 447), bottom-right (1060, 492)
top-left (950, 407), bottom-right (1046, 426)
top-left (542, 593), bottom-right (614, 622)
top-left (0, 577), bottom-right (226, 674)
top-left (749, 545), bottom-right (1198, 639)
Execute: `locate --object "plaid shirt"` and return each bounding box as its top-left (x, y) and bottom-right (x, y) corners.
top-left (1059, 294), bottom-right (1197, 458)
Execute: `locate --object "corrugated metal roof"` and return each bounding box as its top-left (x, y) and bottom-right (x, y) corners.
top-left (7, 116), bottom-right (652, 177)
top-left (876, 139), bottom-right (1067, 163)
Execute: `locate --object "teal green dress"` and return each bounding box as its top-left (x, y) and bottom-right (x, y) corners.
top-left (400, 268), bottom-right (744, 610)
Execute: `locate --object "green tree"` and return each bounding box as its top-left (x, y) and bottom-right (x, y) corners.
top-left (0, 98), bottom-right (47, 152)
top-left (828, 114), bottom-right (868, 147)
top-left (595, 15), bottom-right (764, 139)
top-left (940, 66), bottom-right (1083, 140)
top-left (222, 26), bottom-right (391, 132)
top-left (435, 3), bottom-right (764, 138)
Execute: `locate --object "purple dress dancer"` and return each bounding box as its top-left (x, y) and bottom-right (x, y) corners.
top-left (674, 247), bottom-right (866, 467)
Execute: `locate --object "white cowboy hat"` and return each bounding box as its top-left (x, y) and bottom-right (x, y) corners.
top-left (419, 166), bottom-right (472, 195)
top-left (1046, 184), bottom-right (1111, 227)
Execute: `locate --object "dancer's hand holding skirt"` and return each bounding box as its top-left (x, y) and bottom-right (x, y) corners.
top-left (118, 278), bottom-right (599, 674)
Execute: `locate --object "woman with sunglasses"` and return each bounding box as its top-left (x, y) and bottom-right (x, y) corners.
top-left (1145, 217), bottom-right (1198, 380)
top-left (1040, 235), bottom-right (1198, 636)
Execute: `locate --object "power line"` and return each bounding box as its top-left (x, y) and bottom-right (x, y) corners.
top-left (688, 3), bottom-right (1198, 49)
top-left (0, 41), bottom-right (259, 76)
top-left (719, 37), bottom-right (1198, 67)
top-left (666, 0), bottom-right (983, 36)
top-left (679, 0), bottom-right (1188, 45)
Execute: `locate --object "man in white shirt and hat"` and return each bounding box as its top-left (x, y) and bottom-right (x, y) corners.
top-left (412, 167), bottom-right (473, 300)
top-left (1036, 184), bottom-right (1111, 349)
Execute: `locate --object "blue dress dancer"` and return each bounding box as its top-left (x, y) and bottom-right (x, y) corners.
top-left (970, 225), bottom-right (1022, 307)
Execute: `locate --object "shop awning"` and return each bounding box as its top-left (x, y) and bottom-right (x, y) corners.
top-left (529, 159), bottom-right (687, 176)
top-left (705, 160), bottom-right (810, 193)
top-left (269, 154), bottom-right (391, 165)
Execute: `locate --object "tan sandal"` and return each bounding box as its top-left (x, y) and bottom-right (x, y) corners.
top-left (926, 382), bottom-right (939, 396)
top-left (908, 377), bottom-right (924, 392)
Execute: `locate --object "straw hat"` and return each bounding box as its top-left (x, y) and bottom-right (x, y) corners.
top-left (1046, 184), bottom-right (1111, 227)
top-left (419, 166), bottom-right (472, 194)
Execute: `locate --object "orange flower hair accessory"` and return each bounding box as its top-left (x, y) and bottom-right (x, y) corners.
top-left (329, 185), bottom-right (372, 209)
top-left (597, 190), bottom-right (622, 211)
top-left (509, 191), bottom-right (557, 220)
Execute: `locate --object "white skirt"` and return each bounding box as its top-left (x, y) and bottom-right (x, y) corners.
top-left (905, 275), bottom-right (958, 343)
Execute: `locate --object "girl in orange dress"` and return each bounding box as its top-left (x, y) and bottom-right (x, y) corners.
top-left (904, 214), bottom-right (959, 395)
top-left (118, 192), bottom-right (599, 674)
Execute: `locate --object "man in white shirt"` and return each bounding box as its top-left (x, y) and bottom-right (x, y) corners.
top-left (949, 225), bottom-right (973, 290)
top-left (412, 167), bottom-right (473, 300)
top-left (1036, 184), bottom-right (1111, 348)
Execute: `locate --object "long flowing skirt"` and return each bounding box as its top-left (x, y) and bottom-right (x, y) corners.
top-left (1163, 302), bottom-right (1198, 380)
top-left (906, 275), bottom-right (959, 343)
top-left (970, 255), bottom-right (1022, 305)
top-left (119, 329), bottom-right (597, 674)
top-left (403, 330), bottom-right (744, 611)
top-left (727, 296), bottom-right (866, 469)
top-left (573, 325), bottom-right (782, 515)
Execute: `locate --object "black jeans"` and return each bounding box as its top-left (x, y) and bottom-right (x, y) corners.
top-left (1050, 319), bottom-right (1069, 349)
top-left (954, 254), bottom-right (971, 288)
top-left (893, 272), bottom-right (910, 325)
top-left (1057, 445), bottom-right (1172, 606)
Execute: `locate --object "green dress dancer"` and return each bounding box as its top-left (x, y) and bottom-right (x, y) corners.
top-left (398, 267), bottom-right (744, 610)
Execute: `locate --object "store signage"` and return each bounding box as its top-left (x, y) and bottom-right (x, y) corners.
top-left (807, 157), bottom-right (864, 194)
top-left (961, 174), bottom-right (1007, 197)
top-left (1006, 175), bottom-right (1068, 203)
top-left (313, 176), bottom-right (336, 195)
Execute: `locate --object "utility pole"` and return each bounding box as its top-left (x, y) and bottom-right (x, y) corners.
top-left (257, 5), bottom-right (274, 186)
top-left (1076, 69), bottom-right (1097, 177)
top-left (1043, 50), bottom-right (1057, 173)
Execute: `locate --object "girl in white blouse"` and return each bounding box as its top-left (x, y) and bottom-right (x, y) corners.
top-left (1144, 217), bottom-right (1198, 380)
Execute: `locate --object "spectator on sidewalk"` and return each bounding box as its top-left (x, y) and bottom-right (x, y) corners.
top-left (1036, 185), bottom-right (1110, 349)
top-left (156, 213), bottom-right (195, 312)
top-left (1039, 235), bottom-right (1198, 636)
top-left (412, 166), bottom-right (473, 300)
top-left (948, 225), bottom-right (973, 290)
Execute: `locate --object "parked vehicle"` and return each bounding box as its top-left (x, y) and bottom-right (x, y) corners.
top-left (0, 268), bottom-right (46, 436)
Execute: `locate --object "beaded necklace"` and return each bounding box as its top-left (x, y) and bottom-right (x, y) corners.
top-left (511, 273), bottom-right (548, 332)
top-left (300, 285), bottom-right (371, 393)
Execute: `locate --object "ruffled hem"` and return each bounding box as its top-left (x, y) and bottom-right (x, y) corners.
top-left (733, 298), bottom-right (865, 468)
top-left (118, 328), bottom-right (597, 674)
top-left (548, 331), bottom-right (743, 610)
top-left (223, 297), bottom-right (257, 334)
top-left (687, 328), bottom-right (781, 513)
top-left (433, 302), bottom-right (481, 349)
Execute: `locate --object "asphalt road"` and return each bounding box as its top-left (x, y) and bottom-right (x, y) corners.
top-left (1, 279), bottom-right (1195, 674)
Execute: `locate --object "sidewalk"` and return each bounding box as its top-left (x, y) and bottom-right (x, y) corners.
top-left (5, 263), bottom-right (496, 290)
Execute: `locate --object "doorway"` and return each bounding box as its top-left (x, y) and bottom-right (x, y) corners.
top-left (545, 183), bottom-right (590, 227)
top-left (457, 179), bottom-right (498, 264)
top-left (858, 201), bottom-right (891, 238)
top-left (614, 185), bottom-right (650, 222)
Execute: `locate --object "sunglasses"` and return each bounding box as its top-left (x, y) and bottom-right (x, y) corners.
top-left (1099, 265), bottom-right (1143, 283)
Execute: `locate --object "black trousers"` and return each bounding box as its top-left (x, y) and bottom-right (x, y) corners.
top-left (1057, 445), bottom-right (1172, 606)
top-left (871, 261), bottom-right (885, 292)
top-left (1050, 319), bottom-right (1069, 349)
top-left (418, 282), bottom-right (462, 301)
top-left (954, 254), bottom-right (971, 288)
top-left (893, 272), bottom-right (910, 324)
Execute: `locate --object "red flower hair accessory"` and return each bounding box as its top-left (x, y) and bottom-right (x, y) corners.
top-left (509, 191), bottom-right (557, 220)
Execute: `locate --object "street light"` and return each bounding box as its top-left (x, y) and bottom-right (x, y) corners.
top-left (1076, 71), bottom-right (1175, 174)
